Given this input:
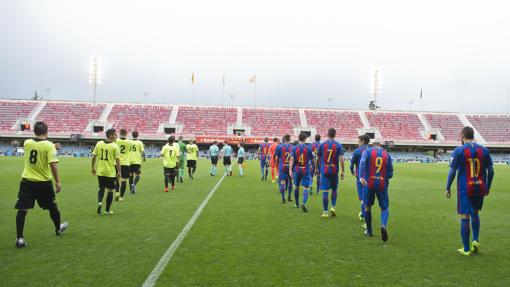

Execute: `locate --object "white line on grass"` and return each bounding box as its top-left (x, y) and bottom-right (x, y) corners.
top-left (142, 174), bottom-right (227, 287)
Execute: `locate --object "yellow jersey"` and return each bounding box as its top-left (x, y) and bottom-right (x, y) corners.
top-left (161, 143), bottom-right (180, 168)
top-left (186, 144), bottom-right (199, 161)
top-left (93, 140), bottom-right (120, 177)
top-left (130, 139), bottom-right (145, 165)
top-left (22, 138), bottom-right (59, 182)
top-left (115, 138), bottom-right (133, 166)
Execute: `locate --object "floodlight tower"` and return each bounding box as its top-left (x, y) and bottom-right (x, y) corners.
top-left (370, 68), bottom-right (381, 112)
top-left (327, 97), bottom-right (333, 108)
top-left (230, 93), bottom-right (236, 107)
top-left (89, 57), bottom-right (102, 106)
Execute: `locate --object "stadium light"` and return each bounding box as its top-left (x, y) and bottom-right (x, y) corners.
top-left (89, 57), bottom-right (102, 105)
top-left (327, 97), bottom-right (333, 108)
top-left (230, 93), bottom-right (235, 107)
top-left (371, 67), bottom-right (381, 112)
top-left (143, 90), bottom-right (149, 105)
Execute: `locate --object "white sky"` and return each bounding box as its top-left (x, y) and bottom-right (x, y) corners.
top-left (1, 0), bottom-right (510, 113)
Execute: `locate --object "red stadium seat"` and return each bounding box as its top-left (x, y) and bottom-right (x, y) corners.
top-left (305, 110), bottom-right (362, 141)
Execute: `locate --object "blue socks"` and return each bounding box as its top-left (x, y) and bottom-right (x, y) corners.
top-left (322, 191), bottom-right (329, 211)
top-left (365, 211), bottom-right (372, 235)
top-left (279, 182), bottom-right (285, 200)
top-left (381, 208), bottom-right (389, 227)
top-left (303, 189), bottom-right (309, 205)
top-left (287, 179), bottom-right (292, 199)
top-left (360, 203), bottom-right (365, 218)
top-left (294, 188), bottom-right (299, 204)
top-left (331, 190), bottom-right (337, 207)
top-left (461, 218), bottom-right (470, 252)
top-left (472, 214), bottom-right (480, 242)
top-left (316, 175), bottom-right (320, 194)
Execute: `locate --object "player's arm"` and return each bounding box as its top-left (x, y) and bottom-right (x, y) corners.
top-left (47, 145), bottom-right (62, 193)
top-left (289, 154), bottom-right (295, 178)
top-left (91, 143), bottom-right (98, 176)
top-left (445, 149), bottom-right (459, 198)
top-left (358, 151), bottom-right (368, 185)
top-left (350, 151), bottom-right (357, 175)
top-left (486, 152), bottom-right (494, 193)
top-left (388, 156), bottom-right (394, 179)
top-left (115, 146), bottom-right (121, 179)
top-left (141, 143), bottom-right (146, 162)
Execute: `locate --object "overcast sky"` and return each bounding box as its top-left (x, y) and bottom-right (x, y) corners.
top-left (1, 0), bottom-right (510, 113)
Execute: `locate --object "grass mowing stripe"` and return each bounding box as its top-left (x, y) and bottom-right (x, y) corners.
top-left (142, 173), bottom-right (226, 287)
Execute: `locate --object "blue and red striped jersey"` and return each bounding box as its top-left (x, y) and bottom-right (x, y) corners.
top-left (291, 143), bottom-right (314, 174)
top-left (317, 139), bottom-right (344, 176)
top-left (446, 143), bottom-right (494, 197)
top-left (358, 147), bottom-right (393, 191)
top-left (259, 143), bottom-right (271, 161)
top-left (275, 143), bottom-right (293, 173)
top-left (350, 144), bottom-right (370, 177)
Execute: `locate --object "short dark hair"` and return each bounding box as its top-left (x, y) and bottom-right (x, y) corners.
top-left (106, 128), bottom-right (116, 139)
top-left (293, 140), bottom-right (299, 146)
top-left (273, 137), bottom-right (278, 142)
top-left (359, 134), bottom-right (370, 145)
top-left (213, 141), bottom-right (217, 144)
top-left (298, 132), bottom-right (307, 142)
top-left (461, 126), bottom-right (475, 140)
top-left (168, 136), bottom-right (175, 144)
top-left (192, 140), bottom-right (196, 144)
top-left (120, 129), bottom-right (127, 136)
top-left (33, 121), bottom-right (48, 136)
top-left (179, 136), bottom-right (183, 140)
top-left (283, 134), bottom-right (291, 143)
top-left (264, 137), bottom-right (269, 142)
top-left (373, 141), bottom-right (382, 147)
top-left (327, 128), bottom-right (336, 138)
top-left (132, 130), bottom-right (139, 138)
top-left (315, 134), bottom-right (321, 142)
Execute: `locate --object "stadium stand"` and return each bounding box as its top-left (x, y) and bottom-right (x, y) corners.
top-left (0, 101), bottom-right (38, 131)
top-left (176, 106), bottom-right (237, 135)
top-left (423, 113), bottom-right (464, 141)
top-left (243, 108), bottom-right (300, 136)
top-left (466, 115), bottom-right (510, 143)
top-left (304, 110), bottom-right (362, 141)
top-left (36, 102), bottom-right (105, 133)
top-left (108, 104), bottom-right (172, 134)
top-left (365, 112), bottom-right (424, 140)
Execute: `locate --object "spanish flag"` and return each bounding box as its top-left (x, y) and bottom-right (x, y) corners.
top-left (191, 72), bottom-right (196, 85)
top-left (249, 75), bottom-right (256, 83)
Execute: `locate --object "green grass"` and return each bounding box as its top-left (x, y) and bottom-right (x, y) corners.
top-left (0, 157), bottom-right (509, 286)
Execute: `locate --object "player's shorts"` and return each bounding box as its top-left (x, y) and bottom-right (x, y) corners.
top-left (187, 160), bottom-right (197, 168)
top-left (278, 170), bottom-right (290, 182)
top-left (356, 178), bottom-right (364, 201)
top-left (320, 174), bottom-right (338, 191)
top-left (238, 157), bottom-right (244, 164)
top-left (163, 167), bottom-right (176, 176)
top-left (260, 158), bottom-right (269, 168)
top-left (15, 179), bottom-right (56, 210)
top-left (223, 156), bottom-right (231, 165)
top-left (98, 176), bottom-right (116, 190)
top-left (310, 162), bottom-right (316, 178)
top-left (293, 171), bottom-right (311, 187)
top-left (364, 187), bottom-right (389, 209)
top-left (457, 194), bottom-right (484, 215)
top-left (120, 165), bottom-right (131, 179)
top-left (130, 164), bottom-right (141, 174)
top-left (211, 156), bottom-right (219, 165)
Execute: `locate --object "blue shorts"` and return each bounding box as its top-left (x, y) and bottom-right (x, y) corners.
top-left (364, 188), bottom-right (389, 209)
top-left (356, 178), bottom-right (364, 201)
top-left (320, 174), bottom-right (338, 191)
top-left (278, 170), bottom-right (290, 183)
top-left (310, 162), bottom-right (316, 179)
top-left (260, 159), bottom-right (269, 168)
top-left (457, 194), bottom-right (484, 215)
top-left (293, 171), bottom-right (311, 188)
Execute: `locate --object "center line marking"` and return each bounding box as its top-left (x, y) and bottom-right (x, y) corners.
top-left (142, 174), bottom-right (227, 287)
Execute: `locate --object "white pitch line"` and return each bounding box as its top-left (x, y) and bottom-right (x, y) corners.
top-left (142, 174), bottom-right (226, 287)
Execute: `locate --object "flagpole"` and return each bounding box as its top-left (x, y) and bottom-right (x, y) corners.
top-left (222, 75), bottom-right (225, 107)
top-left (420, 87), bottom-right (423, 111)
top-left (254, 78), bottom-right (257, 107)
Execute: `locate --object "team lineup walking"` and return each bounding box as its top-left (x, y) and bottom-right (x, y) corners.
top-left (13, 121), bottom-right (495, 256)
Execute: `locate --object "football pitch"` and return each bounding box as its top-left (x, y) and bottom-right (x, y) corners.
top-left (0, 157), bottom-right (509, 287)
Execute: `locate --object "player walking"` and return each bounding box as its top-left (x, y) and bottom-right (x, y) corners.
top-left (275, 135), bottom-right (293, 203)
top-left (259, 138), bottom-right (271, 181)
top-left (92, 128), bottom-right (121, 215)
top-left (237, 143), bottom-right (246, 177)
top-left (310, 134), bottom-right (321, 195)
top-left (177, 137), bottom-right (187, 182)
top-left (317, 128), bottom-right (345, 218)
top-left (358, 142), bottom-right (393, 241)
top-left (289, 133), bottom-right (315, 212)
top-left (209, 141), bottom-right (220, 176)
top-left (268, 138), bottom-right (279, 182)
top-left (115, 129), bottom-right (132, 201)
top-left (445, 127), bottom-right (494, 255)
top-left (14, 121), bottom-right (68, 248)
top-left (161, 136), bottom-right (180, 192)
top-left (186, 140), bottom-right (199, 179)
top-left (129, 131), bottom-right (145, 193)
top-left (350, 134), bottom-right (371, 222)
top-left (221, 141), bottom-right (233, 176)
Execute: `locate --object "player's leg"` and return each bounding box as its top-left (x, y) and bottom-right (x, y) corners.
top-left (320, 175), bottom-right (331, 218)
top-left (329, 176), bottom-right (339, 216)
top-left (104, 178), bottom-right (116, 214)
top-left (470, 196), bottom-right (483, 252)
top-left (356, 178), bottom-right (365, 221)
top-left (192, 161), bottom-right (197, 176)
top-left (301, 175), bottom-right (311, 212)
top-left (238, 158), bottom-right (244, 176)
top-left (364, 188), bottom-right (376, 236)
top-left (134, 167), bottom-right (141, 186)
top-left (457, 194), bottom-right (473, 254)
top-left (163, 168), bottom-right (169, 192)
top-left (293, 173), bottom-right (301, 208)
top-left (187, 160), bottom-right (192, 178)
top-left (278, 174), bottom-right (287, 203)
top-left (14, 180), bottom-right (34, 247)
top-left (316, 173), bottom-right (320, 194)
top-left (36, 181), bottom-right (68, 236)
top-left (128, 167), bottom-right (134, 192)
top-left (264, 161), bottom-right (269, 180)
top-left (270, 161), bottom-right (276, 182)
top-left (286, 174), bottom-right (293, 201)
top-left (97, 177), bottom-right (106, 214)
top-left (260, 160), bottom-right (265, 180)
top-left (376, 189), bottom-right (389, 242)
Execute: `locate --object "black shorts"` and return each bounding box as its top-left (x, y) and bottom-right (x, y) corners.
top-left (130, 164), bottom-right (141, 174)
top-left (211, 156), bottom-right (219, 165)
top-left (121, 165), bottom-right (131, 178)
top-left (238, 157), bottom-right (244, 164)
top-left (163, 167), bottom-right (176, 176)
top-left (187, 160), bottom-right (197, 168)
top-left (98, 176), bottom-right (116, 190)
top-left (15, 179), bottom-right (57, 210)
top-left (223, 156), bottom-right (231, 165)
